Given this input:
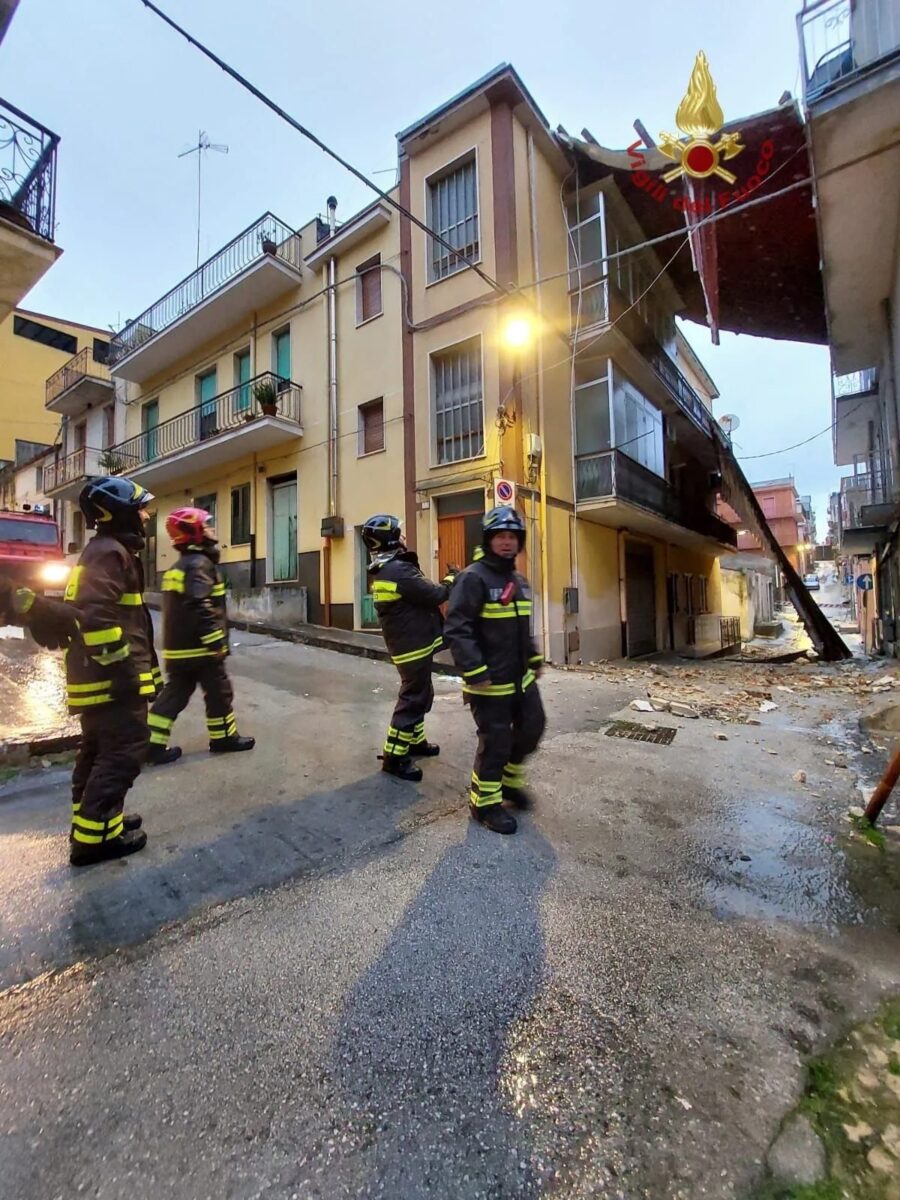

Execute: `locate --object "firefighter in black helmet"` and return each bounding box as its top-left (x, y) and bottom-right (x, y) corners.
top-left (362, 514), bottom-right (455, 781)
top-left (443, 506), bottom-right (545, 835)
top-left (63, 476), bottom-right (161, 866)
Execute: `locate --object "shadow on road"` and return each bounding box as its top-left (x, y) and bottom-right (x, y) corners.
top-left (326, 818), bottom-right (557, 1198)
top-left (1, 769), bottom-right (461, 989)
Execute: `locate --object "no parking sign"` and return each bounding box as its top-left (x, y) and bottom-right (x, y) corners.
top-left (494, 478), bottom-right (516, 506)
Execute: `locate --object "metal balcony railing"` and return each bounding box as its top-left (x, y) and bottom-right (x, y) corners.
top-left (686, 615), bottom-right (741, 650)
top-left (0, 98), bottom-right (59, 242)
top-left (799, 0), bottom-right (900, 100)
top-left (108, 372), bottom-right (302, 472)
top-left (833, 367), bottom-right (879, 397)
top-left (109, 214), bottom-right (302, 365)
top-left (574, 448), bottom-right (737, 546)
top-left (43, 447), bottom-right (110, 494)
top-left (45, 346), bottom-right (111, 406)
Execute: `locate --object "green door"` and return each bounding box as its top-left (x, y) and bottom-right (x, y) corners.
top-left (142, 400), bottom-right (158, 461)
top-left (198, 369), bottom-right (217, 439)
top-left (359, 531), bottom-right (379, 628)
top-left (236, 350), bottom-right (251, 413)
top-left (271, 480), bottom-right (297, 582)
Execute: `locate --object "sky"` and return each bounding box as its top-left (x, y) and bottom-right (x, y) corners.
top-left (1, 0), bottom-right (838, 533)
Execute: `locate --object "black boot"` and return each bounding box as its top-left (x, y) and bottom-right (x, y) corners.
top-left (381, 755), bottom-right (423, 782)
top-left (408, 741), bottom-right (440, 758)
top-left (70, 829), bottom-right (148, 867)
top-left (470, 803), bottom-right (517, 834)
top-left (502, 785), bottom-right (533, 811)
top-left (123, 813), bottom-right (143, 832)
top-left (209, 735), bottom-right (255, 754)
top-left (146, 744), bottom-right (183, 766)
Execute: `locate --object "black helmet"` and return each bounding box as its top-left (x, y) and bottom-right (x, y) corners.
top-left (79, 476), bottom-right (154, 531)
top-left (482, 505), bottom-right (525, 549)
top-left (362, 514), bottom-right (402, 553)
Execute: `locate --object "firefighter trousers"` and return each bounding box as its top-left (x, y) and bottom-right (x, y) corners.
top-left (383, 657), bottom-right (435, 760)
top-left (71, 699), bottom-right (149, 844)
top-left (148, 657), bottom-right (237, 748)
top-left (468, 684), bottom-right (545, 808)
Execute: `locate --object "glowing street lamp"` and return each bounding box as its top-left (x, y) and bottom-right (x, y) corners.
top-left (502, 314), bottom-right (534, 350)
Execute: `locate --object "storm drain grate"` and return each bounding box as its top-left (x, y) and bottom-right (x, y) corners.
top-left (604, 720), bottom-right (677, 746)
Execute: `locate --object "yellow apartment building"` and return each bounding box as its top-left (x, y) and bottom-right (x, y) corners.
top-left (99, 64), bottom-right (737, 660)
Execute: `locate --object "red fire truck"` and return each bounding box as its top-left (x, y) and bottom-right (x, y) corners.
top-left (0, 506), bottom-right (70, 595)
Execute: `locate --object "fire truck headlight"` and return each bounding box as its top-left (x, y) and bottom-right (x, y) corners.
top-left (40, 562), bottom-right (71, 586)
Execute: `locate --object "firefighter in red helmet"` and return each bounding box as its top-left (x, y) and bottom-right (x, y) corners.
top-left (147, 506), bottom-right (255, 763)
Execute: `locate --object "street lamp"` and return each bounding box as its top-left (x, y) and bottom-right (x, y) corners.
top-left (501, 314), bottom-right (534, 350)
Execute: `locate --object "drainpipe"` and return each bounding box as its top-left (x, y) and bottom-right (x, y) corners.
top-left (323, 195), bottom-right (339, 626)
top-left (527, 130), bottom-right (551, 662)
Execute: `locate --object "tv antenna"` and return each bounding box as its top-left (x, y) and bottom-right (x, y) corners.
top-left (718, 413), bottom-right (741, 439)
top-left (178, 130), bottom-right (229, 268)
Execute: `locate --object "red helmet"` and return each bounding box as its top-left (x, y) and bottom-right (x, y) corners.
top-left (165, 506), bottom-right (213, 547)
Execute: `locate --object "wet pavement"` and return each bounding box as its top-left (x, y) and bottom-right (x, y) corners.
top-left (0, 625), bottom-right (76, 745)
top-left (1, 636), bottom-right (899, 1198)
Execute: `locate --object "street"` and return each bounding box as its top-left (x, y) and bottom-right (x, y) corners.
top-left (1, 632), bottom-right (899, 1198)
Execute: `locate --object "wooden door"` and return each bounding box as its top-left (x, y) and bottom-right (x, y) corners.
top-left (438, 516), bottom-right (467, 582)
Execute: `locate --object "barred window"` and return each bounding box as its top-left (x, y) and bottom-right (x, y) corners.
top-left (428, 154), bottom-right (479, 282)
top-left (433, 338), bottom-right (484, 465)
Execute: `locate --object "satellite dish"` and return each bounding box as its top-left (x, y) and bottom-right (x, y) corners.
top-left (718, 413), bottom-right (741, 436)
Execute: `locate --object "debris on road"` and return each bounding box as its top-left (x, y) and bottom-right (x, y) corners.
top-left (793, 770), bottom-right (807, 783)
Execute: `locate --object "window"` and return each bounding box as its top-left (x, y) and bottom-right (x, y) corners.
top-left (194, 492), bottom-right (218, 530)
top-left (762, 495), bottom-right (776, 518)
top-left (428, 153), bottom-right (479, 282)
top-left (35, 465), bottom-right (44, 492)
top-left (356, 255), bottom-right (382, 324)
top-left (13, 315), bottom-right (77, 355)
top-left (92, 338), bottom-right (110, 364)
top-left (197, 369), bottom-right (218, 440)
top-left (273, 328), bottom-right (291, 391)
top-left (432, 337), bottom-right (484, 465)
top-left (574, 375), bottom-right (611, 457)
top-left (612, 372), bottom-right (664, 478)
top-left (103, 405), bottom-right (115, 449)
top-left (231, 483), bottom-right (251, 545)
top-left (358, 399), bottom-right (385, 455)
top-left (698, 576), bottom-right (709, 614)
top-left (234, 349), bottom-right (251, 411)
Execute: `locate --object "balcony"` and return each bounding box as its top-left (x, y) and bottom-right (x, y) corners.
top-left (0, 98), bottom-right (61, 322)
top-left (43, 447), bottom-right (112, 503)
top-left (107, 372), bottom-right (302, 490)
top-left (575, 449), bottom-right (737, 549)
top-left (799, 0), bottom-right (900, 101)
top-left (832, 368), bottom-right (879, 465)
top-left (109, 215), bottom-right (302, 384)
top-left (45, 346), bottom-right (113, 417)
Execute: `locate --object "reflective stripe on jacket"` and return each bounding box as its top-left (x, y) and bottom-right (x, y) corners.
top-left (368, 550), bottom-right (448, 666)
top-left (442, 553), bottom-right (543, 694)
top-left (161, 548), bottom-right (228, 662)
top-left (63, 534), bottom-right (158, 710)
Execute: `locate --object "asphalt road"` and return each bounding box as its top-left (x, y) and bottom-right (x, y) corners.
top-left (1, 637), bottom-right (899, 1198)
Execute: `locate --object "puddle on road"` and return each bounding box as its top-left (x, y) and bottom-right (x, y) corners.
top-left (691, 787), bottom-right (889, 929)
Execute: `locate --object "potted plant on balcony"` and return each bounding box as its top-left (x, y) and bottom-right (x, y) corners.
top-left (253, 378), bottom-right (279, 416)
top-left (99, 450), bottom-right (126, 474)
top-left (259, 228), bottom-right (278, 256)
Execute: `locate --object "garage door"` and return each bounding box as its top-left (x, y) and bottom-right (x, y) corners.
top-left (625, 542), bottom-right (657, 658)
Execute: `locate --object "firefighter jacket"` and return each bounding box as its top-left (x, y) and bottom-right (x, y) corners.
top-left (63, 533), bottom-right (161, 711)
top-left (160, 547), bottom-right (228, 663)
top-left (369, 549), bottom-right (449, 666)
top-left (443, 551), bottom-right (543, 696)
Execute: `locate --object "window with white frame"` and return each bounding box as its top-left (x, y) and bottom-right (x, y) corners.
top-left (432, 337), bottom-right (484, 465)
top-left (612, 372), bottom-right (665, 478)
top-left (427, 154), bottom-right (479, 282)
top-left (566, 191), bottom-right (607, 330)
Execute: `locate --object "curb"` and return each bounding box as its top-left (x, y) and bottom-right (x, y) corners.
top-left (0, 731), bottom-right (81, 767)
top-left (226, 615), bottom-right (463, 677)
